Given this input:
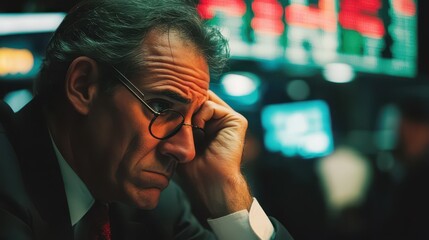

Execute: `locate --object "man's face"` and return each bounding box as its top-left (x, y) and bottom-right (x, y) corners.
top-left (83, 29), bottom-right (210, 209)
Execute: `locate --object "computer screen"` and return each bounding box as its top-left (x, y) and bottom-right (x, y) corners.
top-left (261, 100), bottom-right (334, 159)
top-left (197, 0), bottom-right (418, 77)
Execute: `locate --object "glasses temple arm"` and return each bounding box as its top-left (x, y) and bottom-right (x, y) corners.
top-left (112, 66), bottom-right (160, 115)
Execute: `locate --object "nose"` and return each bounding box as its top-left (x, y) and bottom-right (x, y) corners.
top-left (158, 124), bottom-right (196, 163)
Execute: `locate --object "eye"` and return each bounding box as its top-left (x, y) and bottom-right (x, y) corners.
top-left (147, 99), bottom-right (172, 112)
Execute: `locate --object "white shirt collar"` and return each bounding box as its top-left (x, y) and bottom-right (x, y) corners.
top-left (50, 134), bottom-right (94, 226)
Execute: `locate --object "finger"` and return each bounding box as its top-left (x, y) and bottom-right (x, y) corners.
top-left (194, 100), bottom-right (246, 133)
top-left (193, 101), bottom-right (224, 128)
top-left (208, 90), bottom-right (233, 110)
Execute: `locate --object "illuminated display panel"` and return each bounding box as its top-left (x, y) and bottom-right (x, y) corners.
top-left (0, 34), bottom-right (47, 80)
top-left (0, 13), bottom-right (65, 80)
top-left (261, 100), bottom-right (334, 159)
top-left (197, 0), bottom-right (417, 77)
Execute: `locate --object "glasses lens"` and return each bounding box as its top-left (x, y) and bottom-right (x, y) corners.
top-left (150, 109), bottom-right (184, 139)
top-left (149, 109), bottom-right (206, 153)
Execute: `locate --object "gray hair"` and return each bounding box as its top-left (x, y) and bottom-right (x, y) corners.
top-left (35, 0), bottom-right (229, 105)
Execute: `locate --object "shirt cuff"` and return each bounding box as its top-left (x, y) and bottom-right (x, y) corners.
top-left (207, 198), bottom-right (275, 240)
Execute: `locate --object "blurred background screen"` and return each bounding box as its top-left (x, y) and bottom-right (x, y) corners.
top-left (197, 0), bottom-right (417, 78)
top-left (261, 100), bottom-right (334, 159)
top-left (0, 13), bottom-right (65, 80)
top-left (0, 13), bottom-right (65, 111)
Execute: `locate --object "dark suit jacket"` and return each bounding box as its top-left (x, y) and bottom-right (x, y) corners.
top-left (0, 98), bottom-right (293, 240)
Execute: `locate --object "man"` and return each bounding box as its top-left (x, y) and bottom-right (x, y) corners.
top-left (0, 0), bottom-right (293, 239)
top-left (377, 95), bottom-right (429, 239)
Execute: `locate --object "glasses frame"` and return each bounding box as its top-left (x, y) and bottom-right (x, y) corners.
top-left (111, 66), bottom-right (204, 140)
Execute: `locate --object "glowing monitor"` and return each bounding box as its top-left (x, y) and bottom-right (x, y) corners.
top-left (197, 0), bottom-right (418, 77)
top-left (261, 100), bottom-right (334, 159)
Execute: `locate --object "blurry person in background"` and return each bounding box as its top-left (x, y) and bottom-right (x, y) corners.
top-left (380, 94), bottom-right (429, 240)
top-left (394, 96), bottom-right (429, 169)
top-left (0, 0), bottom-right (293, 239)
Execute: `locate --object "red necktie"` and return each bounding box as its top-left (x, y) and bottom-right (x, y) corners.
top-left (87, 201), bottom-right (111, 240)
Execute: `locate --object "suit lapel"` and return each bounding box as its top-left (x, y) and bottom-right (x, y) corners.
top-left (15, 98), bottom-right (73, 239)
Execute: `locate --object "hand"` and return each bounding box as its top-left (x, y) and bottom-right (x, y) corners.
top-left (178, 90), bottom-right (253, 217)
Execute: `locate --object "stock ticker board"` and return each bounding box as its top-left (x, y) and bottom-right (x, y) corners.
top-left (197, 0), bottom-right (417, 77)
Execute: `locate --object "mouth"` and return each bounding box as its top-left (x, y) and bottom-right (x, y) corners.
top-left (139, 170), bottom-right (171, 190)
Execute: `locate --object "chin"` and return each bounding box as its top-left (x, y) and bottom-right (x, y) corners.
top-left (127, 187), bottom-right (162, 209)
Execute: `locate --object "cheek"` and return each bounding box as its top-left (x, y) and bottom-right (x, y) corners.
top-left (90, 92), bottom-right (162, 199)
top-left (116, 134), bottom-right (158, 181)
top-left (100, 93), bottom-right (150, 156)
top-left (115, 138), bottom-right (162, 207)
top-left (86, 95), bottom-right (149, 179)
top-left (87, 104), bottom-right (133, 161)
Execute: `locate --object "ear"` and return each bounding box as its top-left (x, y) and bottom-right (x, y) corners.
top-left (65, 56), bottom-right (100, 115)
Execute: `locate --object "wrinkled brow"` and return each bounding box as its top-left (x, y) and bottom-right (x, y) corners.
top-left (157, 90), bottom-right (191, 104)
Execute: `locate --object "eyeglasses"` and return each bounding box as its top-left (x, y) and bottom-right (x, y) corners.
top-left (111, 66), bottom-right (205, 141)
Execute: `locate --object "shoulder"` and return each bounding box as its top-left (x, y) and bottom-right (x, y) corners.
top-left (0, 101), bottom-right (36, 238)
top-left (0, 100), bottom-right (15, 136)
top-left (0, 101), bottom-right (21, 189)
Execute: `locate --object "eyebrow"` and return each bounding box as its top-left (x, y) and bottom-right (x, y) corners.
top-left (157, 90), bottom-right (191, 104)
